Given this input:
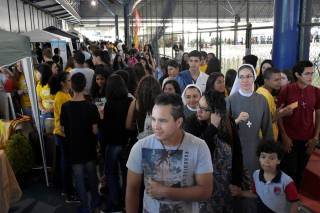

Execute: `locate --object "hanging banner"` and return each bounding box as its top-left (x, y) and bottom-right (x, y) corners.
top-left (133, 8), bottom-right (141, 49)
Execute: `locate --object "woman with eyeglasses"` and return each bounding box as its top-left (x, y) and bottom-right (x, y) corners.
top-left (183, 90), bottom-right (243, 213)
top-left (227, 64), bottom-right (274, 213)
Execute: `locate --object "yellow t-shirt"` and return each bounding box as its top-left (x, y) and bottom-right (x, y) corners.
top-left (53, 91), bottom-right (71, 136)
top-left (18, 74), bottom-right (31, 108)
top-left (65, 67), bottom-right (73, 73)
top-left (199, 64), bottom-right (207, 73)
top-left (256, 86), bottom-right (278, 141)
top-left (36, 84), bottom-right (55, 111)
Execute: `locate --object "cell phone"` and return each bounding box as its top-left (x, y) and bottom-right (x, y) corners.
top-left (287, 101), bottom-right (298, 109)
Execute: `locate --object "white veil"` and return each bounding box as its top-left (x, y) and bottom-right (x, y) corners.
top-left (229, 64), bottom-right (257, 96)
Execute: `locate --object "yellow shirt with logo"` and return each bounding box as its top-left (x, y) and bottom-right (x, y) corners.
top-left (256, 86), bottom-right (278, 141)
top-left (36, 83), bottom-right (55, 112)
top-left (18, 74), bottom-right (31, 108)
top-left (53, 91), bottom-right (71, 136)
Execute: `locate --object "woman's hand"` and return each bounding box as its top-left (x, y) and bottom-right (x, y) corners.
top-left (210, 112), bottom-right (221, 128)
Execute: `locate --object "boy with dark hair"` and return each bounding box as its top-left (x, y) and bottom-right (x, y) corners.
top-left (60, 73), bottom-right (100, 212)
top-left (71, 51), bottom-right (94, 95)
top-left (242, 54), bottom-right (258, 69)
top-left (278, 60), bottom-right (320, 188)
top-left (176, 50), bottom-right (209, 93)
top-left (230, 142), bottom-right (299, 213)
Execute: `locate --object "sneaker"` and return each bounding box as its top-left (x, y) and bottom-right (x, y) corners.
top-left (65, 194), bottom-right (81, 204)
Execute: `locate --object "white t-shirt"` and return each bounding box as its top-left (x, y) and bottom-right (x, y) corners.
top-left (70, 67), bottom-right (95, 95)
top-left (127, 132), bottom-right (213, 213)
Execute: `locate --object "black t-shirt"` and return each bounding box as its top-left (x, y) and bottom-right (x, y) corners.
top-left (102, 97), bottom-right (132, 145)
top-left (60, 100), bottom-right (99, 164)
top-left (52, 55), bottom-right (63, 68)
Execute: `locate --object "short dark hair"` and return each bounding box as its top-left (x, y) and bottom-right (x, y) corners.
top-left (256, 141), bottom-right (284, 160)
top-left (85, 59), bottom-right (94, 70)
top-left (54, 48), bottom-right (60, 55)
top-left (71, 72), bottom-right (86, 93)
top-left (154, 93), bottom-right (185, 121)
top-left (243, 54), bottom-right (258, 68)
top-left (188, 50), bottom-right (201, 59)
top-left (74, 51), bottom-right (85, 65)
top-left (263, 67), bottom-right (280, 80)
top-left (167, 59), bottom-right (179, 69)
top-left (292, 60), bottom-right (313, 80)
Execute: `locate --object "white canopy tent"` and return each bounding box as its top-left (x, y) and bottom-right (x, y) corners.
top-left (21, 29), bottom-right (71, 43)
top-left (0, 29), bottom-right (49, 186)
top-left (21, 30), bottom-right (71, 69)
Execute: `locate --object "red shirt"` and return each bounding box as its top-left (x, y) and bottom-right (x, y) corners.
top-left (277, 83), bottom-right (320, 140)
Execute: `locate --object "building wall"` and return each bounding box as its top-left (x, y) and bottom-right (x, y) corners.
top-left (0, 0), bottom-right (59, 32)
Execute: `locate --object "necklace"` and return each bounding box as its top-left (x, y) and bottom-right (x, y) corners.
top-left (159, 132), bottom-right (185, 159)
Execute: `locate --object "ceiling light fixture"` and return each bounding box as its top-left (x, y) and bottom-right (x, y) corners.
top-left (91, 0), bottom-right (97, 7)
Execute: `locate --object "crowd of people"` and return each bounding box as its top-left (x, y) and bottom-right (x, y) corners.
top-left (0, 41), bottom-right (319, 213)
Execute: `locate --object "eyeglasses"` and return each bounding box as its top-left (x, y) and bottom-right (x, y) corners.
top-left (301, 72), bottom-right (315, 77)
top-left (196, 105), bottom-right (212, 112)
top-left (239, 75), bottom-right (254, 80)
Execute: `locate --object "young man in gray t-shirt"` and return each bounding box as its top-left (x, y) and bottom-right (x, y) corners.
top-left (126, 93), bottom-right (213, 213)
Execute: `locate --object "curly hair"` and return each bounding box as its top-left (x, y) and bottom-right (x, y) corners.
top-left (135, 75), bottom-right (162, 114)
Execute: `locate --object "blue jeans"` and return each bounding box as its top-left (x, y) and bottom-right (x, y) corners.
top-left (72, 161), bottom-right (100, 210)
top-left (105, 144), bottom-right (123, 209)
top-left (40, 112), bottom-right (53, 134)
top-left (55, 135), bottom-right (73, 195)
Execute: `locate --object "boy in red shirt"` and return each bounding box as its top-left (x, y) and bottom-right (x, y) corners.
top-left (277, 60), bottom-right (320, 188)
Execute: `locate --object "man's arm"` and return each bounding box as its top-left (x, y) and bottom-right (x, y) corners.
top-left (278, 117), bottom-right (293, 153)
top-left (147, 173), bottom-right (213, 201)
top-left (229, 184), bottom-right (257, 198)
top-left (313, 109), bottom-right (320, 139)
top-left (126, 170), bottom-right (142, 213)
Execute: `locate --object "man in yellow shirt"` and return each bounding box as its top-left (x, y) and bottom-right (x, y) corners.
top-left (256, 68), bottom-right (292, 141)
